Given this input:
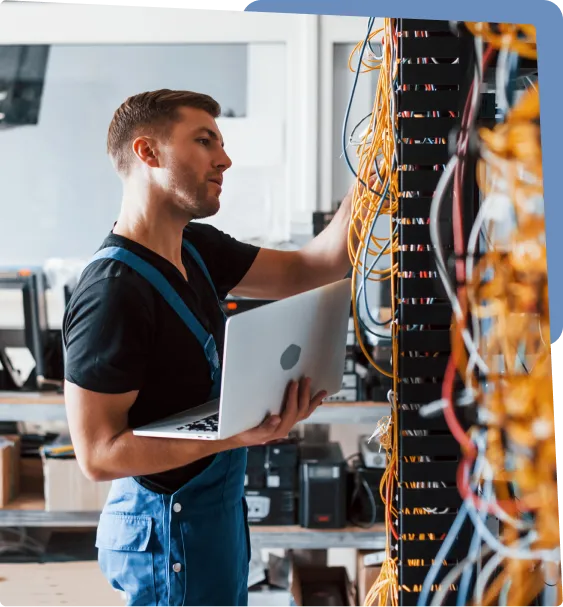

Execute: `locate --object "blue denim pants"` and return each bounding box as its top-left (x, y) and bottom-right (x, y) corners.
top-left (95, 448), bottom-right (250, 606)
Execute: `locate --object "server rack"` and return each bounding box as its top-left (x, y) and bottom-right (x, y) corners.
top-left (394, 19), bottom-right (479, 606)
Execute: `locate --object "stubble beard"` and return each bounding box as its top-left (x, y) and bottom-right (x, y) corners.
top-left (175, 175), bottom-right (219, 221)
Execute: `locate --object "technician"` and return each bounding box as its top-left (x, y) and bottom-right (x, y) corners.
top-left (63, 89), bottom-right (357, 607)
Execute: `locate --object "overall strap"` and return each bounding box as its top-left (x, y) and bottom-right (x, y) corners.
top-left (182, 239), bottom-right (226, 320)
top-left (85, 247), bottom-right (220, 383)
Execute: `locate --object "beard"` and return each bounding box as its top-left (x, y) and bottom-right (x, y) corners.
top-left (171, 168), bottom-right (220, 220)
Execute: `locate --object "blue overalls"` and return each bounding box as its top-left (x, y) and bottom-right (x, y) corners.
top-left (84, 240), bottom-right (250, 606)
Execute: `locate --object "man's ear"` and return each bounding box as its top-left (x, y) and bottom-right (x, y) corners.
top-left (132, 136), bottom-right (160, 169)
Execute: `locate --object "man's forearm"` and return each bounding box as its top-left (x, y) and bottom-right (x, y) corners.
top-left (84, 430), bottom-right (236, 481)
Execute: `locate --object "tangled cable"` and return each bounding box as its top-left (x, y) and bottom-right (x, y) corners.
top-left (464, 22), bottom-right (537, 60)
top-left (420, 24), bottom-right (560, 607)
top-left (346, 16), bottom-right (400, 606)
top-left (344, 15), bottom-right (558, 607)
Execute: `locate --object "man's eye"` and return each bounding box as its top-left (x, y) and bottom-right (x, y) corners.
top-left (197, 138), bottom-right (210, 146)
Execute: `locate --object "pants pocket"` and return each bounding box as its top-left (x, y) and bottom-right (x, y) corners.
top-left (95, 512), bottom-right (157, 606)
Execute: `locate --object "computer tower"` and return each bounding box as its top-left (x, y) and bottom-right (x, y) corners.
top-left (245, 489), bottom-right (296, 525)
top-left (299, 443), bottom-right (347, 529)
top-left (347, 463), bottom-right (385, 526)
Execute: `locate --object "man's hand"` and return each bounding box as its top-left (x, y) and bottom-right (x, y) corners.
top-left (228, 378), bottom-right (327, 447)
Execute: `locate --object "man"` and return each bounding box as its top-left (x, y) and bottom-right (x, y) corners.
top-left (63, 89), bottom-right (356, 607)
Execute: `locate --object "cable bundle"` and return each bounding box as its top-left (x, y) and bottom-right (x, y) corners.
top-left (464, 22), bottom-right (537, 60)
top-left (463, 84), bottom-right (559, 607)
top-left (418, 25), bottom-right (561, 607)
top-left (347, 18), bottom-right (462, 606)
top-left (342, 14), bottom-right (557, 607)
top-left (345, 16), bottom-right (400, 607)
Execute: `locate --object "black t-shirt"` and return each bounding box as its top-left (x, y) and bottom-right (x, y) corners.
top-left (62, 222), bottom-right (260, 493)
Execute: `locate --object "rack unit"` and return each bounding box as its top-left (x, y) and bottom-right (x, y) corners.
top-left (394, 19), bottom-right (476, 606)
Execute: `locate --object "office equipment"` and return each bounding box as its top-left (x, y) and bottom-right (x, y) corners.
top-left (245, 489), bottom-right (296, 526)
top-left (133, 279), bottom-right (352, 440)
top-left (0, 268), bottom-right (63, 391)
top-left (299, 443), bottom-right (347, 529)
top-left (324, 317), bottom-right (362, 401)
top-left (347, 462), bottom-right (385, 527)
top-left (263, 441), bottom-right (298, 489)
top-left (359, 435), bottom-right (386, 469)
top-left (0, 45), bottom-right (49, 128)
top-left (221, 297), bottom-right (275, 317)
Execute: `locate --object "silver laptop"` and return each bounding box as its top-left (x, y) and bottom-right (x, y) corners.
top-left (133, 278), bottom-right (352, 441)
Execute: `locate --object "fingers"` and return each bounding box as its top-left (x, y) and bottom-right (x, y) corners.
top-left (310, 389), bottom-right (328, 412)
top-left (282, 380), bottom-right (299, 421)
top-left (276, 380), bottom-right (300, 437)
top-left (297, 377), bottom-right (312, 419)
top-left (260, 414), bottom-right (282, 431)
top-left (234, 380), bottom-right (328, 447)
top-left (296, 379), bottom-right (327, 422)
top-left (299, 389), bottom-right (327, 422)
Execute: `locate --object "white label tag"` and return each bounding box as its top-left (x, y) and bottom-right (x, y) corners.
top-left (267, 475), bottom-right (281, 488)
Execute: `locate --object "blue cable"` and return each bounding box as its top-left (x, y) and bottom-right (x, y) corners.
top-left (506, 52), bottom-right (520, 112)
top-left (341, 17), bottom-right (390, 197)
top-left (355, 241), bottom-right (394, 338)
top-left (417, 502), bottom-right (470, 607)
top-left (456, 502), bottom-right (488, 605)
top-left (360, 180), bottom-right (392, 326)
top-left (341, 21), bottom-right (395, 335)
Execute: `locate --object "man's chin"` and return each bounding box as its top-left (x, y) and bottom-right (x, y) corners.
top-left (193, 197), bottom-right (220, 220)
top-left (207, 196), bottom-right (220, 215)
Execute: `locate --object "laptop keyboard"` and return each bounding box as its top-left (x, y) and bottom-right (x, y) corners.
top-left (175, 413), bottom-right (219, 433)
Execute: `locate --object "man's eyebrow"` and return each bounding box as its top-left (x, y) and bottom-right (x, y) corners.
top-left (195, 127), bottom-right (224, 146)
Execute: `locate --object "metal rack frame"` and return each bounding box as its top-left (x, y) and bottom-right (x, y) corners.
top-left (394, 19), bottom-right (476, 606)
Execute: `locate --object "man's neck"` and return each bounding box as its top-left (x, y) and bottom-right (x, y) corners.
top-left (113, 196), bottom-right (190, 277)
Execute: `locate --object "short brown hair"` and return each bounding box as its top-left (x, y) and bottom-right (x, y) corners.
top-left (107, 89), bottom-right (221, 174)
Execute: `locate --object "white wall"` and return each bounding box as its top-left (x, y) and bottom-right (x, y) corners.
top-left (0, 42), bottom-right (289, 266)
top-left (332, 42), bottom-right (379, 205)
top-left (0, 6), bottom-right (392, 334)
top-left (0, 39), bottom-right (288, 328)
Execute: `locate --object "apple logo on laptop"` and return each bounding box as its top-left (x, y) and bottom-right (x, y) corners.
top-left (280, 344), bottom-right (301, 370)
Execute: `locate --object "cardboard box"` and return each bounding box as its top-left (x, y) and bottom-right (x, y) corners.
top-left (19, 455), bottom-right (44, 495)
top-left (41, 455), bottom-right (111, 511)
top-left (356, 551), bottom-right (384, 606)
top-left (0, 435), bottom-right (20, 507)
top-left (248, 557), bottom-right (356, 607)
top-left (291, 563), bottom-right (356, 606)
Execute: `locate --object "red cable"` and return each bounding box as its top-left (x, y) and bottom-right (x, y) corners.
top-left (442, 46), bottom-right (496, 456)
top-left (457, 453), bottom-right (527, 516)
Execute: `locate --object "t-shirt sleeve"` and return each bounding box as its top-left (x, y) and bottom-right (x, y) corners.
top-left (186, 223), bottom-right (261, 300)
top-left (63, 276), bottom-right (155, 394)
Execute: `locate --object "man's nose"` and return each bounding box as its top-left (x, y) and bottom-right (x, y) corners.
top-left (215, 148), bottom-right (232, 171)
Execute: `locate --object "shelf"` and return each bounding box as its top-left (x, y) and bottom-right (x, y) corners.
top-left (303, 401), bottom-right (389, 425)
top-left (0, 392), bottom-right (389, 424)
top-left (0, 392), bottom-right (65, 405)
top-left (0, 496), bottom-right (385, 548)
top-left (250, 524), bottom-right (386, 549)
top-left (0, 391), bottom-right (66, 422)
